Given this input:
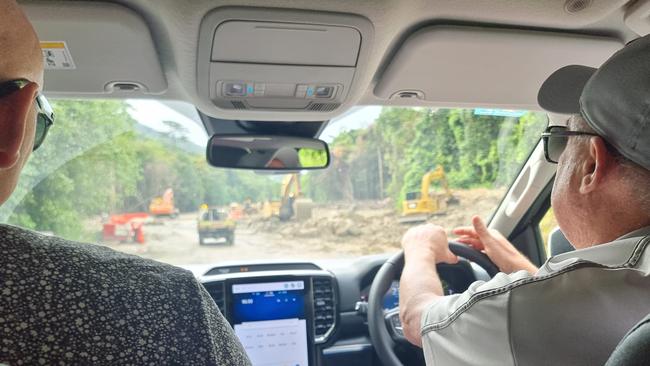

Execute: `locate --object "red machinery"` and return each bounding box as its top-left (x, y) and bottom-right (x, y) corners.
top-left (102, 212), bottom-right (148, 244)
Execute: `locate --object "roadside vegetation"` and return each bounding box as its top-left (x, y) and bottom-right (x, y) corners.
top-left (1, 101), bottom-right (548, 242)
top-left (2, 100), bottom-right (279, 240)
top-left (305, 108), bottom-right (547, 207)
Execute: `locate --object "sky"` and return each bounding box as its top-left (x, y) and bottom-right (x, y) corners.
top-left (319, 106), bottom-right (382, 142)
top-left (127, 100), bottom-right (382, 145)
top-left (127, 100), bottom-right (209, 146)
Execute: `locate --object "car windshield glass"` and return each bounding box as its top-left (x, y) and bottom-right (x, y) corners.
top-left (0, 100), bottom-right (548, 265)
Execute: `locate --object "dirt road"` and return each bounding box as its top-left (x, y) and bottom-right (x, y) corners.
top-left (102, 188), bottom-right (505, 266)
top-left (101, 213), bottom-right (340, 265)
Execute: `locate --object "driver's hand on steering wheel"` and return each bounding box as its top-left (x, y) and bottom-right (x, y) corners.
top-left (453, 216), bottom-right (538, 274)
top-left (401, 223), bottom-right (459, 264)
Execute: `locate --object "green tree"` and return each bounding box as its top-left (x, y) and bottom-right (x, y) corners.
top-left (4, 100), bottom-right (140, 239)
top-left (303, 107), bottom-right (547, 210)
top-left (2, 99), bottom-right (281, 240)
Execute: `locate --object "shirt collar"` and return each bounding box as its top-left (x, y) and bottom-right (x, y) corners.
top-left (617, 225), bottom-right (650, 240)
top-left (545, 226), bottom-right (650, 271)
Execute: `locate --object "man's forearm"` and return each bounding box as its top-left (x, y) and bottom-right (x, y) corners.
top-left (399, 249), bottom-right (444, 347)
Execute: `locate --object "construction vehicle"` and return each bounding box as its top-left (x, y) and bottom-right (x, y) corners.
top-left (228, 202), bottom-right (244, 221)
top-left (149, 188), bottom-right (179, 218)
top-left (262, 173), bottom-right (313, 221)
top-left (400, 165), bottom-right (459, 223)
top-left (102, 212), bottom-right (148, 244)
top-left (243, 198), bottom-right (258, 216)
top-left (197, 204), bottom-right (236, 245)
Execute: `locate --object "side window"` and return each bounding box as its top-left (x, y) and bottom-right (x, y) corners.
top-left (538, 207), bottom-right (559, 256)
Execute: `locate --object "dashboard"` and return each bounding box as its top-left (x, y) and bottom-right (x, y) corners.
top-left (361, 278), bottom-right (458, 313)
top-left (202, 270), bottom-right (336, 366)
top-left (228, 278), bottom-right (323, 365)
top-left (198, 256), bottom-right (482, 366)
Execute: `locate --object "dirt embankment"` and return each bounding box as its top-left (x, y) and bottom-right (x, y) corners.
top-left (242, 188), bottom-right (505, 256)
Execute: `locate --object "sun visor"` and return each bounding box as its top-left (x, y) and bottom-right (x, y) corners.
top-left (374, 26), bottom-right (622, 109)
top-left (24, 2), bottom-right (167, 97)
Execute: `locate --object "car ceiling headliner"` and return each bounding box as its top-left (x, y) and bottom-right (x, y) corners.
top-left (22, 0), bottom-right (639, 121)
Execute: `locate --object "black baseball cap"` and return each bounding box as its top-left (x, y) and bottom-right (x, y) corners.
top-left (537, 34), bottom-right (650, 171)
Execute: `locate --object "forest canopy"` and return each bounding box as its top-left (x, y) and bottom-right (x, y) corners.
top-left (304, 107), bottom-right (547, 204)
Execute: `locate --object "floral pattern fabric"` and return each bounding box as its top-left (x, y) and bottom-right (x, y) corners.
top-left (0, 224), bottom-right (251, 365)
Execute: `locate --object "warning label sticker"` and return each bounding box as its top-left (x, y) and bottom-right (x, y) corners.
top-left (40, 41), bottom-right (76, 70)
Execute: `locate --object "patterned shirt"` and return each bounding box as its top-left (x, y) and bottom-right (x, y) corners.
top-left (0, 224), bottom-right (251, 365)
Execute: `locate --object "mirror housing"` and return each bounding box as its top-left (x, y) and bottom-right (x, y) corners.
top-left (206, 135), bottom-right (330, 170)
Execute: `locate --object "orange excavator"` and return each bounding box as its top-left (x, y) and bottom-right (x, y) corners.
top-left (149, 188), bottom-right (180, 218)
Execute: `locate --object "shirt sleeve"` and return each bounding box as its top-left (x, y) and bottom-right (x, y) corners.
top-left (195, 281), bottom-right (252, 366)
top-left (420, 270), bottom-right (533, 366)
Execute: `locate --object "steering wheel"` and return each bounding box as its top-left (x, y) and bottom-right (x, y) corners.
top-left (367, 241), bottom-right (500, 366)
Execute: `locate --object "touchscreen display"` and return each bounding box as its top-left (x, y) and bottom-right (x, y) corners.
top-left (231, 280), bottom-right (309, 366)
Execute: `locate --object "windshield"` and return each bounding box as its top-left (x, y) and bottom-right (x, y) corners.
top-left (0, 100), bottom-right (548, 265)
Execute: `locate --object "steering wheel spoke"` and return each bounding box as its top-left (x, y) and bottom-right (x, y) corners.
top-left (384, 308), bottom-right (409, 344)
top-left (368, 242), bottom-right (499, 366)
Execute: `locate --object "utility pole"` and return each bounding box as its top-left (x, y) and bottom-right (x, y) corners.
top-left (377, 148), bottom-right (384, 199)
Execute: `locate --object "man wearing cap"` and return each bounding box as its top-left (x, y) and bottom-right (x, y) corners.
top-left (399, 35), bottom-right (650, 365)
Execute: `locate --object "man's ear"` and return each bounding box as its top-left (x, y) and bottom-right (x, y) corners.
top-left (579, 136), bottom-right (613, 194)
top-left (0, 82), bottom-right (39, 169)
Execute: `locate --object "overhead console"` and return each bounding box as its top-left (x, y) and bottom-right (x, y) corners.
top-left (375, 26), bottom-right (622, 109)
top-left (196, 8), bottom-right (373, 120)
top-left (24, 2), bottom-right (167, 97)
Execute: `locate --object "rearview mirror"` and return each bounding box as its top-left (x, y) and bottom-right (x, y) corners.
top-left (206, 135), bottom-right (330, 170)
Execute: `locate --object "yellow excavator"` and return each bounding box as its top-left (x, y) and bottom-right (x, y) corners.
top-left (262, 173), bottom-right (313, 221)
top-left (399, 165), bottom-right (459, 223)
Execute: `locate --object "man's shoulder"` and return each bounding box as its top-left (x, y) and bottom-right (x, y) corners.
top-left (0, 224), bottom-right (195, 287)
top-left (422, 233), bottom-right (650, 332)
top-left (420, 233), bottom-right (650, 366)
top-left (0, 225), bottom-right (246, 364)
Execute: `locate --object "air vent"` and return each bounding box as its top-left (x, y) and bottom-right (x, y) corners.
top-left (230, 101), bottom-right (248, 110)
top-left (204, 262), bottom-right (321, 276)
top-left (203, 281), bottom-right (226, 315)
top-left (308, 103), bottom-right (340, 112)
top-left (312, 277), bottom-right (336, 343)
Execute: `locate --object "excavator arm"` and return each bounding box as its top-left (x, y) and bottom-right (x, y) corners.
top-left (280, 173), bottom-right (301, 204)
top-left (419, 165), bottom-right (452, 200)
top-left (400, 165), bottom-right (457, 223)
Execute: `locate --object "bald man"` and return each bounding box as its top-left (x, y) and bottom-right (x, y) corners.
top-left (0, 2), bottom-right (250, 364)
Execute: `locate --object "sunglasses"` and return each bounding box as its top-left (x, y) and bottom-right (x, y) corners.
top-left (0, 79), bottom-right (54, 151)
top-left (541, 125), bottom-right (599, 164)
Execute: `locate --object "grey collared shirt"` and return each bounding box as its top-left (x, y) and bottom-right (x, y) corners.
top-left (421, 227), bottom-right (650, 366)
